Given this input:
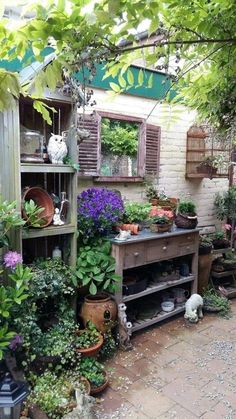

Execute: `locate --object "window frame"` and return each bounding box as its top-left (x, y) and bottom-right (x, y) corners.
top-left (94, 111), bottom-right (146, 182)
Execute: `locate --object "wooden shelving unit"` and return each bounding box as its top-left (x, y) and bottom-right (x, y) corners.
top-left (0, 96), bottom-right (77, 268)
top-left (112, 228), bottom-right (199, 334)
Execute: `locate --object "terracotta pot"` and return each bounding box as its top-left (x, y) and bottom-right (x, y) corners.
top-left (80, 376), bottom-right (91, 395)
top-left (75, 332), bottom-right (103, 357)
top-left (120, 223), bottom-right (139, 235)
top-left (22, 186), bottom-right (54, 227)
top-left (198, 253), bottom-right (213, 295)
top-left (80, 293), bottom-right (117, 333)
top-left (150, 198), bottom-right (158, 206)
top-left (90, 372), bottom-right (109, 395)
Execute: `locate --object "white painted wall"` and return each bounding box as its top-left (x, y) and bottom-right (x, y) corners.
top-left (78, 88), bottom-right (228, 227)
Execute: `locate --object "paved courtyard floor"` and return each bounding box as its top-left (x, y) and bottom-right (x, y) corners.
top-left (95, 300), bottom-right (236, 419)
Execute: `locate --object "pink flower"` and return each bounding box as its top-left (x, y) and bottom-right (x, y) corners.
top-left (223, 224), bottom-right (232, 231)
top-left (3, 251), bottom-right (23, 270)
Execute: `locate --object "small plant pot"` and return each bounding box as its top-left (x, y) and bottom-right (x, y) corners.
top-left (90, 372), bottom-right (109, 395)
top-left (75, 332), bottom-right (103, 357)
top-left (120, 223), bottom-right (139, 235)
top-left (150, 223), bottom-right (172, 233)
top-left (78, 376), bottom-right (91, 395)
top-left (212, 239), bottom-right (230, 249)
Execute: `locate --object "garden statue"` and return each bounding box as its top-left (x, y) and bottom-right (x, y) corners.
top-left (118, 303), bottom-right (133, 351)
top-left (184, 294), bottom-right (204, 323)
top-left (47, 133), bottom-right (67, 164)
top-left (63, 389), bottom-right (95, 419)
top-left (53, 208), bottom-right (64, 225)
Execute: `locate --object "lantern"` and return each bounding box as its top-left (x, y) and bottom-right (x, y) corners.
top-left (0, 373), bottom-right (29, 419)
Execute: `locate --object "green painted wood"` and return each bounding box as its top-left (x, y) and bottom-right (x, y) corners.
top-left (0, 102), bottom-right (22, 252)
top-left (21, 164), bottom-right (76, 173)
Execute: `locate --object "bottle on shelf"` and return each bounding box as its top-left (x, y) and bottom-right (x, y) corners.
top-left (60, 192), bottom-right (70, 223)
top-left (43, 142), bottom-right (49, 163)
top-left (52, 246), bottom-right (62, 259)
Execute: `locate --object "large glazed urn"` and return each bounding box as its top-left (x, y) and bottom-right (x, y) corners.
top-left (80, 293), bottom-right (117, 333)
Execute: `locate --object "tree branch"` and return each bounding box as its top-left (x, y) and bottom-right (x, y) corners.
top-left (120, 37), bottom-right (236, 54)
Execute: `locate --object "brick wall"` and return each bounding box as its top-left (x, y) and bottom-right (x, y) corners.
top-left (77, 89), bottom-right (229, 227)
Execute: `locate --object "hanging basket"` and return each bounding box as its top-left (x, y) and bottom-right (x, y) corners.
top-left (175, 213), bottom-right (198, 229)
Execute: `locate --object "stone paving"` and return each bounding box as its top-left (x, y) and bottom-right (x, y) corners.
top-left (95, 301), bottom-right (236, 419)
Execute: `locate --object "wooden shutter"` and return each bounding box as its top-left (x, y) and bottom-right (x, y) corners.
top-left (78, 113), bottom-right (101, 176)
top-left (145, 124), bottom-right (161, 176)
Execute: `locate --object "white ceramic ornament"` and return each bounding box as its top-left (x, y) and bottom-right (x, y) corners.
top-left (47, 133), bottom-right (67, 164)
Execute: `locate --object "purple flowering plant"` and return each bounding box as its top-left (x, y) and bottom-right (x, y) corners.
top-left (77, 188), bottom-right (124, 239)
top-left (4, 251), bottom-right (23, 270)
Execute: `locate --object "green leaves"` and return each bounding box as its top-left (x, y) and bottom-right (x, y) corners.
top-left (33, 101), bottom-right (56, 126)
top-left (76, 239), bottom-right (121, 294)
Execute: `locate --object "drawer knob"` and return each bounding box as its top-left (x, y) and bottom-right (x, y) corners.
top-left (187, 246), bottom-right (190, 250)
top-left (162, 246), bottom-right (167, 251)
top-left (134, 252), bottom-right (139, 257)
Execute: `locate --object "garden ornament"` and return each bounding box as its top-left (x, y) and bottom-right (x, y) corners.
top-left (63, 389), bottom-right (95, 419)
top-left (47, 133), bottom-right (67, 164)
top-left (53, 208), bottom-right (64, 225)
top-left (115, 229), bottom-right (131, 241)
top-left (118, 303), bottom-right (133, 351)
top-left (184, 293), bottom-right (203, 323)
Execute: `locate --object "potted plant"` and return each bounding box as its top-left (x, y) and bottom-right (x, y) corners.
top-left (175, 199), bottom-right (198, 229)
top-left (79, 357), bottom-right (108, 395)
top-left (149, 208), bottom-right (174, 233)
top-left (74, 321), bottom-right (103, 357)
top-left (197, 155), bottom-right (227, 176)
top-left (27, 370), bottom-right (77, 418)
top-left (77, 188), bottom-right (124, 240)
top-left (145, 182), bottom-right (159, 205)
top-left (77, 239), bottom-right (119, 333)
top-left (199, 235), bottom-right (213, 255)
top-left (212, 230), bottom-right (230, 249)
top-left (214, 186), bottom-right (236, 246)
top-left (203, 288), bottom-right (231, 317)
top-left (120, 202), bottom-right (152, 233)
top-left (149, 214), bottom-right (173, 233)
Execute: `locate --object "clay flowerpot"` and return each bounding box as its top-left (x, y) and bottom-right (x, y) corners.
top-left (75, 332), bottom-right (103, 357)
top-left (80, 293), bottom-right (118, 333)
top-left (22, 186), bottom-right (54, 227)
top-left (150, 198), bottom-right (158, 206)
top-left (90, 372), bottom-right (109, 395)
top-left (120, 223), bottom-right (139, 235)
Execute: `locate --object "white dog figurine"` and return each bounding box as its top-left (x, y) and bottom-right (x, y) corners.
top-left (184, 293), bottom-right (203, 323)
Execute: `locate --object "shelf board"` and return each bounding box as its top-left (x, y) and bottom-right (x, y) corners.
top-left (22, 223), bottom-right (76, 239)
top-left (123, 275), bottom-right (194, 302)
top-left (21, 164), bottom-right (76, 173)
top-left (212, 248), bottom-right (234, 254)
top-left (186, 173), bottom-right (228, 179)
top-left (132, 304), bottom-right (185, 332)
top-left (211, 270), bottom-right (236, 278)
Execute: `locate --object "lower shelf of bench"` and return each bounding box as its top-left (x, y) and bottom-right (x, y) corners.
top-left (132, 304), bottom-right (185, 332)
